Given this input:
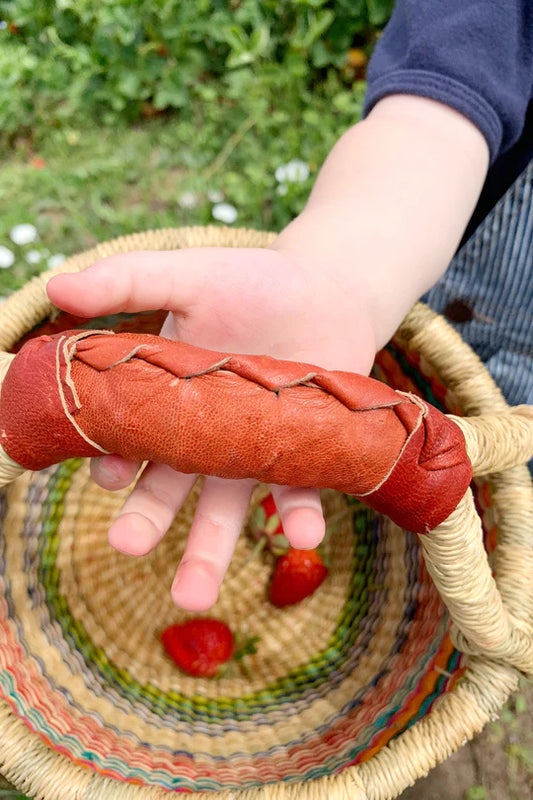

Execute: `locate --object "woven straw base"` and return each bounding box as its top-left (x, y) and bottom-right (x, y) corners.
top-left (1, 453), bottom-right (457, 791)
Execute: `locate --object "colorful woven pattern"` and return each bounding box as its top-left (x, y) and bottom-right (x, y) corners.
top-left (0, 310), bottom-right (475, 793)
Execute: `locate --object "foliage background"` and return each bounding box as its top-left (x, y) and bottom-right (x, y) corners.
top-left (0, 0), bottom-right (393, 138)
top-left (0, 0), bottom-right (394, 293)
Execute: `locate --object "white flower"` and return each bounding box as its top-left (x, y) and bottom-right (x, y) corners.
top-left (276, 183), bottom-right (288, 196)
top-left (177, 191), bottom-right (198, 210)
top-left (207, 189), bottom-right (224, 203)
top-left (47, 254), bottom-right (66, 269)
top-left (10, 223), bottom-right (38, 246)
top-left (26, 249), bottom-right (42, 264)
top-left (283, 159), bottom-right (309, 183)
top-left (275, 159), bottom-right (310, 184)
top-left (0, 21), bottom-right (7, 30)
top-left (0, 246), bottom-right (15, 269)
top-left (274, 164), bottom-right (288, 183)
top-left (212, 203), bottom-right (238, 224)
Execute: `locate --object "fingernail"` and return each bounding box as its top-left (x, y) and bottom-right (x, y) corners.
top-left (284, 507), bottom-right (326, 549)
top-left (108, 513), bottom-right (158, 556)
top-left (172, 564), bottom-right (219, 612)
top-left (93, 456), bottom-right (136, 490)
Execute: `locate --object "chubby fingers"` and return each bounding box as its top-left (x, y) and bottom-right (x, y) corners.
top-left (104, 462), bottom-right (255, 613)
top-left (94, 462), bottom-right (324, 615)
top-left (171, 478), bottom-right (255, 612)
top-left (270, 486), bottom-right (325, 549)
top-left (170, 484), bottom-right (325, 612)
top-left (46, 250), bottom-right (206, 318)
top-left (45, 246), bottom-right (273, 319)
top-left (106, 463), bottom-right (198, 557)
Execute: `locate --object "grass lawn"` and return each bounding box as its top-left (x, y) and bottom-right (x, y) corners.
top-left (0, 84), bottom-right (363, 295)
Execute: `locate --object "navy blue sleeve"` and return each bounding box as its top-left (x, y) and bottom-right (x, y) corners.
top-left (363, 1), bottom-right (533, 164)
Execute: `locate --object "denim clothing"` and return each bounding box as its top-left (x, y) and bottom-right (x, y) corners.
top-left (423, 160), bottom-right (533, 473)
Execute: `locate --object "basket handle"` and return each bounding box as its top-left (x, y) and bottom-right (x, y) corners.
top-left (450, 407), bottom-right (533, 474)
top-left (1, 326), bottom-right (532, 673)
top-left (0, 328), bottom-right (474, 535)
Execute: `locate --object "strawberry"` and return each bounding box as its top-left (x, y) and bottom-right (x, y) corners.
top-left (161, 619), bottom-right (259, 678)
top-left (269, 547), bottom-right (329, 607)
top-left (250, 493), bottom-right (289, 557)
top-left (161, 619), bottom-right (234, 678)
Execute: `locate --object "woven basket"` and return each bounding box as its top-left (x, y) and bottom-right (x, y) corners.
top-left (0, 225), bottom-right (532, 800)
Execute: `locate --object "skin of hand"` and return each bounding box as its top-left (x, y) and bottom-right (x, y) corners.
top-left (46, 95), bottom-right (489, 613)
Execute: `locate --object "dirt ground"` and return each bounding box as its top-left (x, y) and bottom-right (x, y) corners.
top-left (400, 736), bottom-right (531, 800)
top-left (400, 683), bottom-right (533, 800)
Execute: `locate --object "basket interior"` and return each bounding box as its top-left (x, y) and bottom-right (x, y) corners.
top-left (0, 310), bottom-right (496, 793)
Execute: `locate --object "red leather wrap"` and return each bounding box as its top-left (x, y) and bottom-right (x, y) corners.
top-left (0, 330), bottom-right (472, 533)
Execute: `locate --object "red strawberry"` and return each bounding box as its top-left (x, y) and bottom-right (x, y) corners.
top-left (161, 619), bottom-right (234, 677)
top-left (269, 548), bottom-right (329, 607)
top-left (161, 619), bottom-right (259, 678)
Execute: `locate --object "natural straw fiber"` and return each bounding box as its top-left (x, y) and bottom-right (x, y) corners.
top-left (0, 226), bottom-right (531, 800)
top-left (450, 408), bottom-right (533, 475)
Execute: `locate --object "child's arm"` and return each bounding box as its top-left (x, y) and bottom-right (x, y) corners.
top-left (276, 95), bottom-right (489, 351)
top-left (47, 95), bottom-right (489, 611)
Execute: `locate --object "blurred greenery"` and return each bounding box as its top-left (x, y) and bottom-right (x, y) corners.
top-left (0, 1), bottom-right (378, 294)
top-left (0, 0), bottom-right (391, 140)
top-left (0, 79), bottom-right (365, 293)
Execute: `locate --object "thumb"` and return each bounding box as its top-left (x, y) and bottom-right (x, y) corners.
top-left (46, 248), bottom-right (216, 318)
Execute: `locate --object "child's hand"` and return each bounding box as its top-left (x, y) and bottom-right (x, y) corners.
top-left (47, 243), bottom-right (377, 612)
top-left (47, 94), bottom-right (489, 613)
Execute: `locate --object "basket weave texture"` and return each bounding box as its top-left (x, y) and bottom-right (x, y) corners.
top-left (0, 226), bottom-right (531, 800)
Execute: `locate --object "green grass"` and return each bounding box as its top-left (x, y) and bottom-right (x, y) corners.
top-left (465, 787), bottom-right (488, 800)
top-left (0, 82), bottom-right (364, 295)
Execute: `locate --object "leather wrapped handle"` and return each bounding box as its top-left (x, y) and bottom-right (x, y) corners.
top-left (0, 330), bottom-right (472, 533)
